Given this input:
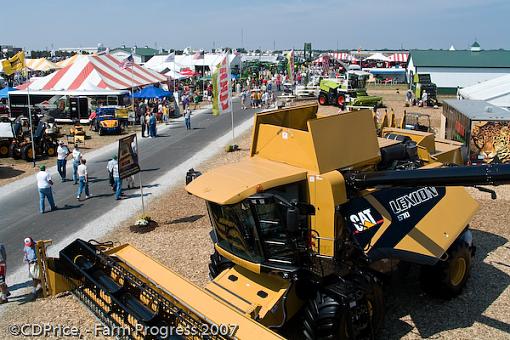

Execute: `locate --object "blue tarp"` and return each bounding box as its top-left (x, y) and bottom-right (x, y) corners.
top-left (0, 87), bottom-right (17, 99)
top-left (132, 85), bottom-right (171, 99)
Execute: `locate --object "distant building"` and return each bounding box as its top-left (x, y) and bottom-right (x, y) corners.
top-left (58, 47), bottom-right (98, 54)
top-left (110, 46), bottom-right (161, 64)
top-left (407, 42), bottom-right (510, 94)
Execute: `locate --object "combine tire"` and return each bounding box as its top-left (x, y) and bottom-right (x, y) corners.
top-left (0, 142), bottom-right (9, 158)
top-left (336, 95), bottom-right (345, 109)
top-left (9, 144), bottom-right (20, 159)
top-left (420, 241), bottom-right (472, 298)
top-left (208, 251), bottom-right (233, 280)
top-left (318, 93), bottom-right (328, 105)
top-left (46, 143), bottom-right (57, 157)
top-left (303, 290), bottom-right (350, 340)
top-left (302, 279), bottom-right (384, 340)
top-left (21, 144), bottom-right (34, 161)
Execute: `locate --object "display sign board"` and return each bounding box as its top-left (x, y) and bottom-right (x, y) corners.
top-left (118, 134), bottom-right (140, 179)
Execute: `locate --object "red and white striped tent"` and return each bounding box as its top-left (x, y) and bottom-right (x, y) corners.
top-left (313, 55), bottom-right (330, 64)
top-left (388, 53), bottom-right (409, 63)
top-left (328, 52), bottom-right (357, 62)
top-left (18, 54), bottom-right (166, 91)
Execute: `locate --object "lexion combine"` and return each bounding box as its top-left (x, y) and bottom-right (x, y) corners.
top-left (37, 104), bottom-right (510, 339)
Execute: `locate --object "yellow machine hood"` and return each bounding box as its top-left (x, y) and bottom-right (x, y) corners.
top-left (185, 157), bottom-right (308, 205)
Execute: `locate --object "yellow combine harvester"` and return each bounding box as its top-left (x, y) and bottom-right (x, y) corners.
top-left (39, 104), bottom-right (510, 339)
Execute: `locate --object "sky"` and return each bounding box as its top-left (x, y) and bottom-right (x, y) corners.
top-left (3, 0), bottom-right (510, 51)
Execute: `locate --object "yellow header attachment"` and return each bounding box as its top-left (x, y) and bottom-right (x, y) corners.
top-left (250, 104), bottom-right (381, 173)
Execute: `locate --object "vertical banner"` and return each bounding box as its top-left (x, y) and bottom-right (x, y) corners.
top-left (1, 51), bottom-right (25, 76)
top-left (212, 55), bottom-right (231, 116)
top-left (286, 50), bottom-right (295, 83)
top-left (118, 134), bottom-right (140, 179)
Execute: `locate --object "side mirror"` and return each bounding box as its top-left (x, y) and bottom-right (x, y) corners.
top-left (287, 206), bottom-right (299, 233)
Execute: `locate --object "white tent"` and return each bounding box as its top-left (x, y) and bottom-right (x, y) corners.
top-left (145, 53), bottom-right (241, 73)
top-left (458, 74), bottom-right (510, 109)
top-left (365, 53), bottom-right (390, 62)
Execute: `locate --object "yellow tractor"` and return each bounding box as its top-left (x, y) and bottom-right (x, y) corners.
top-left (38, 104), bottom-right (510, 339)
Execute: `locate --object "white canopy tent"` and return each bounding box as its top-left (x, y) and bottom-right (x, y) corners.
top-left (458, 74), bottom-right (510, 109)
top-left (145, 53), bottom-right (241, 74)
top-left (365, 53), bottom-right (390, 62)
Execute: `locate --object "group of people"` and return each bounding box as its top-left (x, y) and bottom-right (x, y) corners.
top-left (38, 141), bottom-right (128, 213)
top-left (0, 237), bottom-right (41, 303)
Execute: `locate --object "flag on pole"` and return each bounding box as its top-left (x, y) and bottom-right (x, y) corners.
top-left (2, 51), bottom-right (25, 75)
top-left (164, 52), bottom-right (175, 63)
top-left (193, 50), bottom-right (205, 60)
top-left (212, 55), bottom-right (231, 116)
top-left (120, 54), bottom-right (135, 69)
top-left (286, 50), bottom-right (295, 83)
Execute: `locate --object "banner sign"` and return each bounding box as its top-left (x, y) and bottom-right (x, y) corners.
top-left (2, 51), bottom-right (25, 76)
top-left (286, 50), bottom-right (295, 83)
top-left (118, 134), bottom-right (140, 179)
top-left (212, 55), bottom-right (231, 116)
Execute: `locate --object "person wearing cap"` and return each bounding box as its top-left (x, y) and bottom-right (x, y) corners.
top-left (107, 155), bottom-right (117, 191)
top-left (23, 237), bottom-right (40, 297)
top-left (0, 242), bottom-right (9, 303)
top-left (107, 155), bottom-right (122, 200)
top-left (56, 140), bottom-right (70, 182)
top-left (76, 158), bottom-right (90, 200)
top-left (36, 165), bottom-right (57, 213)
top-left (72, 145), bottom-right (82, 185)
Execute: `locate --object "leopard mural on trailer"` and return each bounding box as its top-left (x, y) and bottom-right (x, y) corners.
top-left (471, 121), bottom-right (510, 164)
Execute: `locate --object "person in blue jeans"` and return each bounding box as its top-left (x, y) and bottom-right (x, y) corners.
top-left (148, 112), bottom-right (157, 137)
top-left (56, 141), bottom-right (69, 182)
top-left (76, 159), bottom-right (90, 200)
top-left (72, 145), bottom-right (82, 184)
top-left (36, 165), bottom-right (57, 213)
top-left (108, 156), bottom-right (123, 200)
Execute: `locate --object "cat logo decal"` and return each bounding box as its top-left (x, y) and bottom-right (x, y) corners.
top-left (349, 209), bottom-right (384, 233)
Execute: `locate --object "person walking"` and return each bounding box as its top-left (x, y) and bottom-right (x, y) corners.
top-left (72, 145), bottom-right (82, 185)
top-left (422, 90), bottom-right (428, 107)
top-left (23, 237), bottom-right (40, 298)
top-left (241, 90), bottom-right (247, 110)
top-left (56, 140), bottom-right (69, 182)
top-left (0, 242), bottom-right (9, 304)
top-left (107, 156), bottom-right (116, 191)
top-left (149, 112), bottom-right (157, 137)
top-left (184, 109), bottom-right (192, 130)
top-left (76, 159), bottom-right (90, 200)
top-left (36, 165), bottom-right (57, 213)
top-left (108, 156), bottom-right (122, 200)
top-left (140, 111), bottom-right (147, 138)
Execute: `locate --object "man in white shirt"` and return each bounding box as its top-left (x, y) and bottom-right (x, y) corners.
top-left (76, 159), bottom-right (90, 200)
top-left (56, 141), bottom-right (69, 182)
top-left (107, 155), bottom-right (122, 200)
top-left (72, 145), bottom-right (82, 184)
top-left (36, 165), bottom-right (57, 213)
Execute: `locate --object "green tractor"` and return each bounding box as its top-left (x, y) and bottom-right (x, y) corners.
top-left (411, 73), bottom-right (438, 106)
top-left (318, 72), bottom-right (382, 109)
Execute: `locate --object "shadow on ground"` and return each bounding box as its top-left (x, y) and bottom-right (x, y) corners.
top-left (167, 214), bottom-right (205, 224)
top-left (0, 166), bottom-right (25, 179)
top-left (380, 229), bottom-right (510, 338)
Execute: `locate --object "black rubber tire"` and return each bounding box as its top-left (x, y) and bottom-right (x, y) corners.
top-left (9, 144), bottom-right (20, 159)
top-left (318, 93), bottom-right (328, 105)
top-left (420, 241), bottom-right (472, 298)
top-left (208, 251), bottom-right (233, 280)
top-left (46, 143), bottom-right (57, 157)
top-left (302, 290), bottom-right (350, 340)
top-left (21, 144), bottom-right (34, 161)
top-left (336, 94), bottom-right (346, 109)
top-left (0, 142), bottom-right (9, 158)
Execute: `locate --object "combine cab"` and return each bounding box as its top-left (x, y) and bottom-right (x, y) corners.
top-left (38, 104), bottom-right (510, 339)
top-left (318, 73), bottom-right (382, 109)
top-left (411, 73), bottom-right (437, 105)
